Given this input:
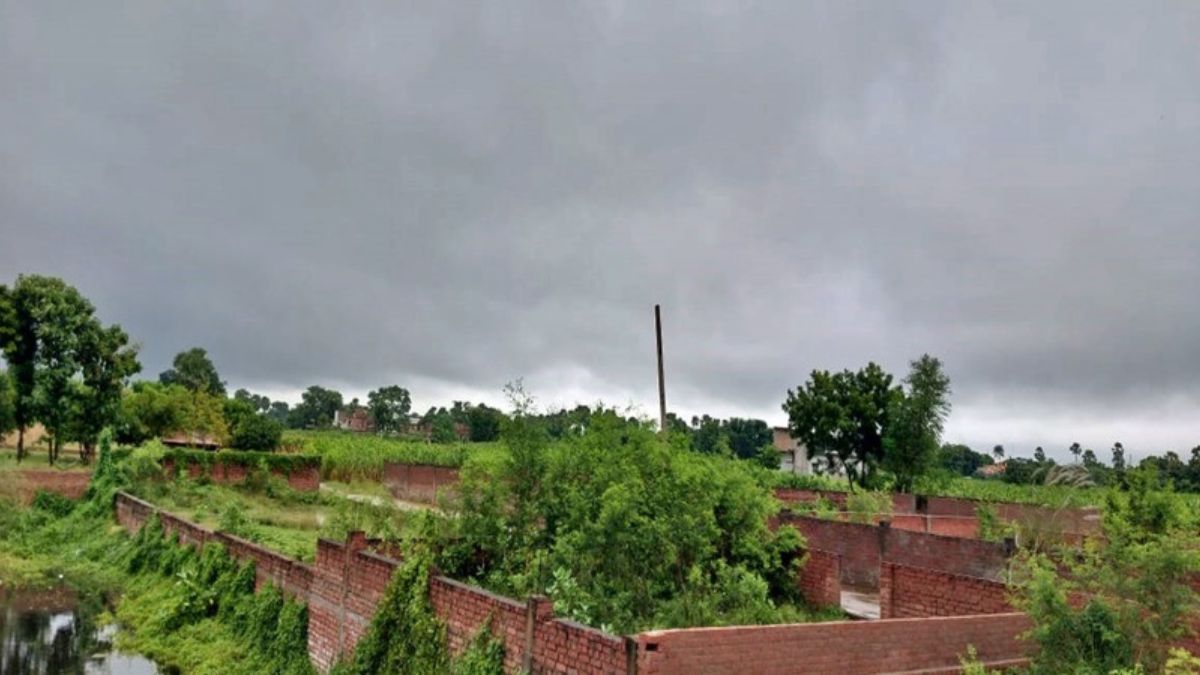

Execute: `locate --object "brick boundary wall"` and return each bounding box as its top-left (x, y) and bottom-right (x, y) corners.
top-left (161, 458), bottom-right (320, 492)
top-left (776, 514), bottom-right (1011, 586)
top-left (774, 488), bottom-right (1100, 540)
top-left (12, 470), bottom-right (92, 504)
top-left (775, 514), bottom-right (884, 586)
top-left (635, 613), bottom-right (1032, 674)
top-left (381, 462), bottom-right (459, 504)
top-left (880, 562), bottom-right (1013, 619)
top-left (797, 549), bottom-right (841, 608)
top-left (114, 492), bottom-right (630, 674)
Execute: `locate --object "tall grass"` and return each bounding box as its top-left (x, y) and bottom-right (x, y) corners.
top-left (282, 430), bottom-right (504, 481)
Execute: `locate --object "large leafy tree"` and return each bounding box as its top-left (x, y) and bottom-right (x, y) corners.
top-left (0, 276), bottom-right (142, 462)
top-left (0, 370), bottom-right (15, 438)
top-left (465, 404), bottom-right (504, 442)
top-left (368, 385), bottom-right (413, 434)
top-left (233, 388), bottom-right (271, 413)
top-left (24, 277), bottom-right (103, 462)
top-left (159, 347), bottom-right (225, 395)
top-left (0, 279), bottom-right (42, 460)
top-left (882, 354), bottom-right (952, 493)
top-left (723, 418), bottom-right (773, 460)
top-left (288, 385), bottom-right (343, 429)
top-left (938, 443), bottom-right (992, 477)
top-left (67, 323), bottom-right (141, 459)
top-left (783, 362), bottom-right (895, 490)
top-left (118, 381), bottom-right (189, 443)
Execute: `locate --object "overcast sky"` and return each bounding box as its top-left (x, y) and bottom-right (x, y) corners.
top-left (3, 2), bottom-right (1199, 461)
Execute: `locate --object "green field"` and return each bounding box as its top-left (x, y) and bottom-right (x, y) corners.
top-left (282, 430), bottom-right (503, 481)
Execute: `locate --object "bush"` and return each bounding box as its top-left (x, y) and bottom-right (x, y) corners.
top-left (231, 415), bottom-right (284, 451)
top-left (434, 410), bottom-right (809, 633)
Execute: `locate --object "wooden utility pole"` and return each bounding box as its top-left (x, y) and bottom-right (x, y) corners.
top-left (655, 304), bottom-right (667, 435)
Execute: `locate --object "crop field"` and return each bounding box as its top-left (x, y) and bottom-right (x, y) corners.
top-left (281, 429), bottom-right (503, 481)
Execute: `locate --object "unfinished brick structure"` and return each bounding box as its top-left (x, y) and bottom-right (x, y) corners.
top-left (113, 491), bottom-right (1033, 673)
top-left (635, 614), bottom-right (1031, 674)
top-left (775, 513), bottom-right (1012, 586)
top-left (161, 457), bottom-right (320, 491)
top-left (12, 470), bottom-right (92, 504)
top-left (774, 487), bottom-right (1100, 541)
top-left (880, 562), bottom-right (1013, 619)
top-left (381, 462), bottom-right (459, 503)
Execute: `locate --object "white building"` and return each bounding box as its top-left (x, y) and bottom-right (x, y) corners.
top-left (773, 427), bottom-right (811, 475)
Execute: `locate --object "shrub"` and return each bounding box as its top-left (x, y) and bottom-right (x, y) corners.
top-left (231, 415), bottom-right (284, 451)
top-left (436, 410), bottom-right (809, 632)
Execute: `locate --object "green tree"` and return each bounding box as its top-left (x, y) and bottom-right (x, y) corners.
top-left (1069, 442), bottom-right (1083, 463)
top-left (287, 385), bottom-right (343, 429)
top-left (229, 414), bottom-right (283, 451)
top-left (466, 404), bottom-right (504, 442)
top-left (17, 276), bottom-right (101, 463)
top-left (67, 323), bottom-right (141, 460)
top-left (1111, 442), bottom-right (1126, 475)
top-left (0, 370), bottom-right (15, 438)
top-left (1033, 446), bottom-right (1047, 463)
top-left (223, 396), bottom-right (258, 432)
top-left (233, 388), bottom-right (271, 413)
top-left (368, 385), bottom-right (413, 434)
top-left (723, 418), bottom-right (773, 461)
top-left (992, 444), bottom-right (1005, 461)
top-left (0, 282), bottom-right (36, 459)
top-left (159, 347), bottom-right (225, 395)
top-left (690, 414), bottom-right (728, 455)
top-left (118, 381), bottom-right (189, 443)
top-left (883, 354), bottom-right (952, 493)
top-left (783, 362), bottom-right (894, 490)
top-left (267, 400), bottom-right (290, 426)
top-left (430, 411), bottom-right (457, 443)
top-left (938, 443), bottom-right (992, 476)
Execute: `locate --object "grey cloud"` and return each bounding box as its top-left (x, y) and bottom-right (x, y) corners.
top-left (3, 1), bottom-right (1199, 459)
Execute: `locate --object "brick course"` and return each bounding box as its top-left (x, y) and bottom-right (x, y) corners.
top-left (635, 614), bottom-right (1031, 674)
top-left (880, 562), bottom-right (1013, 619)
top-left (161, 458), bottom-right (320, 492)
top-left (13, 470), bottom-right (91, 504)
top-left (381, 462), bottom-right (459, 504)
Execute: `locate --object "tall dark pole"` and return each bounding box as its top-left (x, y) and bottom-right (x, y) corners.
top-left (655, 304), bottom-right (667, 435)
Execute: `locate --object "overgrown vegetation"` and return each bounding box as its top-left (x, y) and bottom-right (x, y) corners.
top-left (1011, 467), bottom-right (1200, 673)
top-left (285, 429), bottom-right (498, 480)
top-left (411, 394), bottom-right (829, 634)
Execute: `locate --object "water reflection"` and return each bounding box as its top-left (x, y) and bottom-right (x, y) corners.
top-left (1, 588), bottom-right (158, 675)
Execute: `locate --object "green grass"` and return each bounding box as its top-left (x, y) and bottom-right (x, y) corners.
top-left (283, 430), bottom-right (504, 481)
top-left (0, 447), bottom-right (93, 472)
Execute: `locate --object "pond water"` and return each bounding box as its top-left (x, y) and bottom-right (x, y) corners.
top-left (1, 588), bottom-right (159, 674)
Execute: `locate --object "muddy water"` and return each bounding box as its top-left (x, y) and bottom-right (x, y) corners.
top-left (0, 588), bottom-right (158, 674)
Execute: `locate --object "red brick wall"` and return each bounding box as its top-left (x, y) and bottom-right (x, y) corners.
top-left (777, 514), bottom-right (1010, 586)
top-left (777, 514), bottom-right (883, 586)
top-left (797, 549), bottom-right (841, 608)
top-left (883, 527), bottom-right (1010, 581)
top-left (161, 458), bottom-right (320, 492)
top-left (881, 562), bottom-right (1013, 619)
top-left (114, 492), bottom-right (1034, 675)
top-left (774, 488), bottom-right (1099, 540)
top-left (14, 470), bottom-right (91, 504)
top-left (115, 492), bottom-right (628, 674)
top-left (382, 462), bottom-right (459, 503)
top-left (635, 613), bottom-right (1031, 674)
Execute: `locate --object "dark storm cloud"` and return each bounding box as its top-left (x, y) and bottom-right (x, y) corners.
top-left (3, 1), bottom-right (1199, 458)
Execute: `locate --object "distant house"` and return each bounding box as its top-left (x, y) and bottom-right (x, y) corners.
top-left (772, 427), bottom-right (812, 475)
top-left (976, 461), bottom-right (1007, 478)
top-left (334, 406), bottom-right (375, 433)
